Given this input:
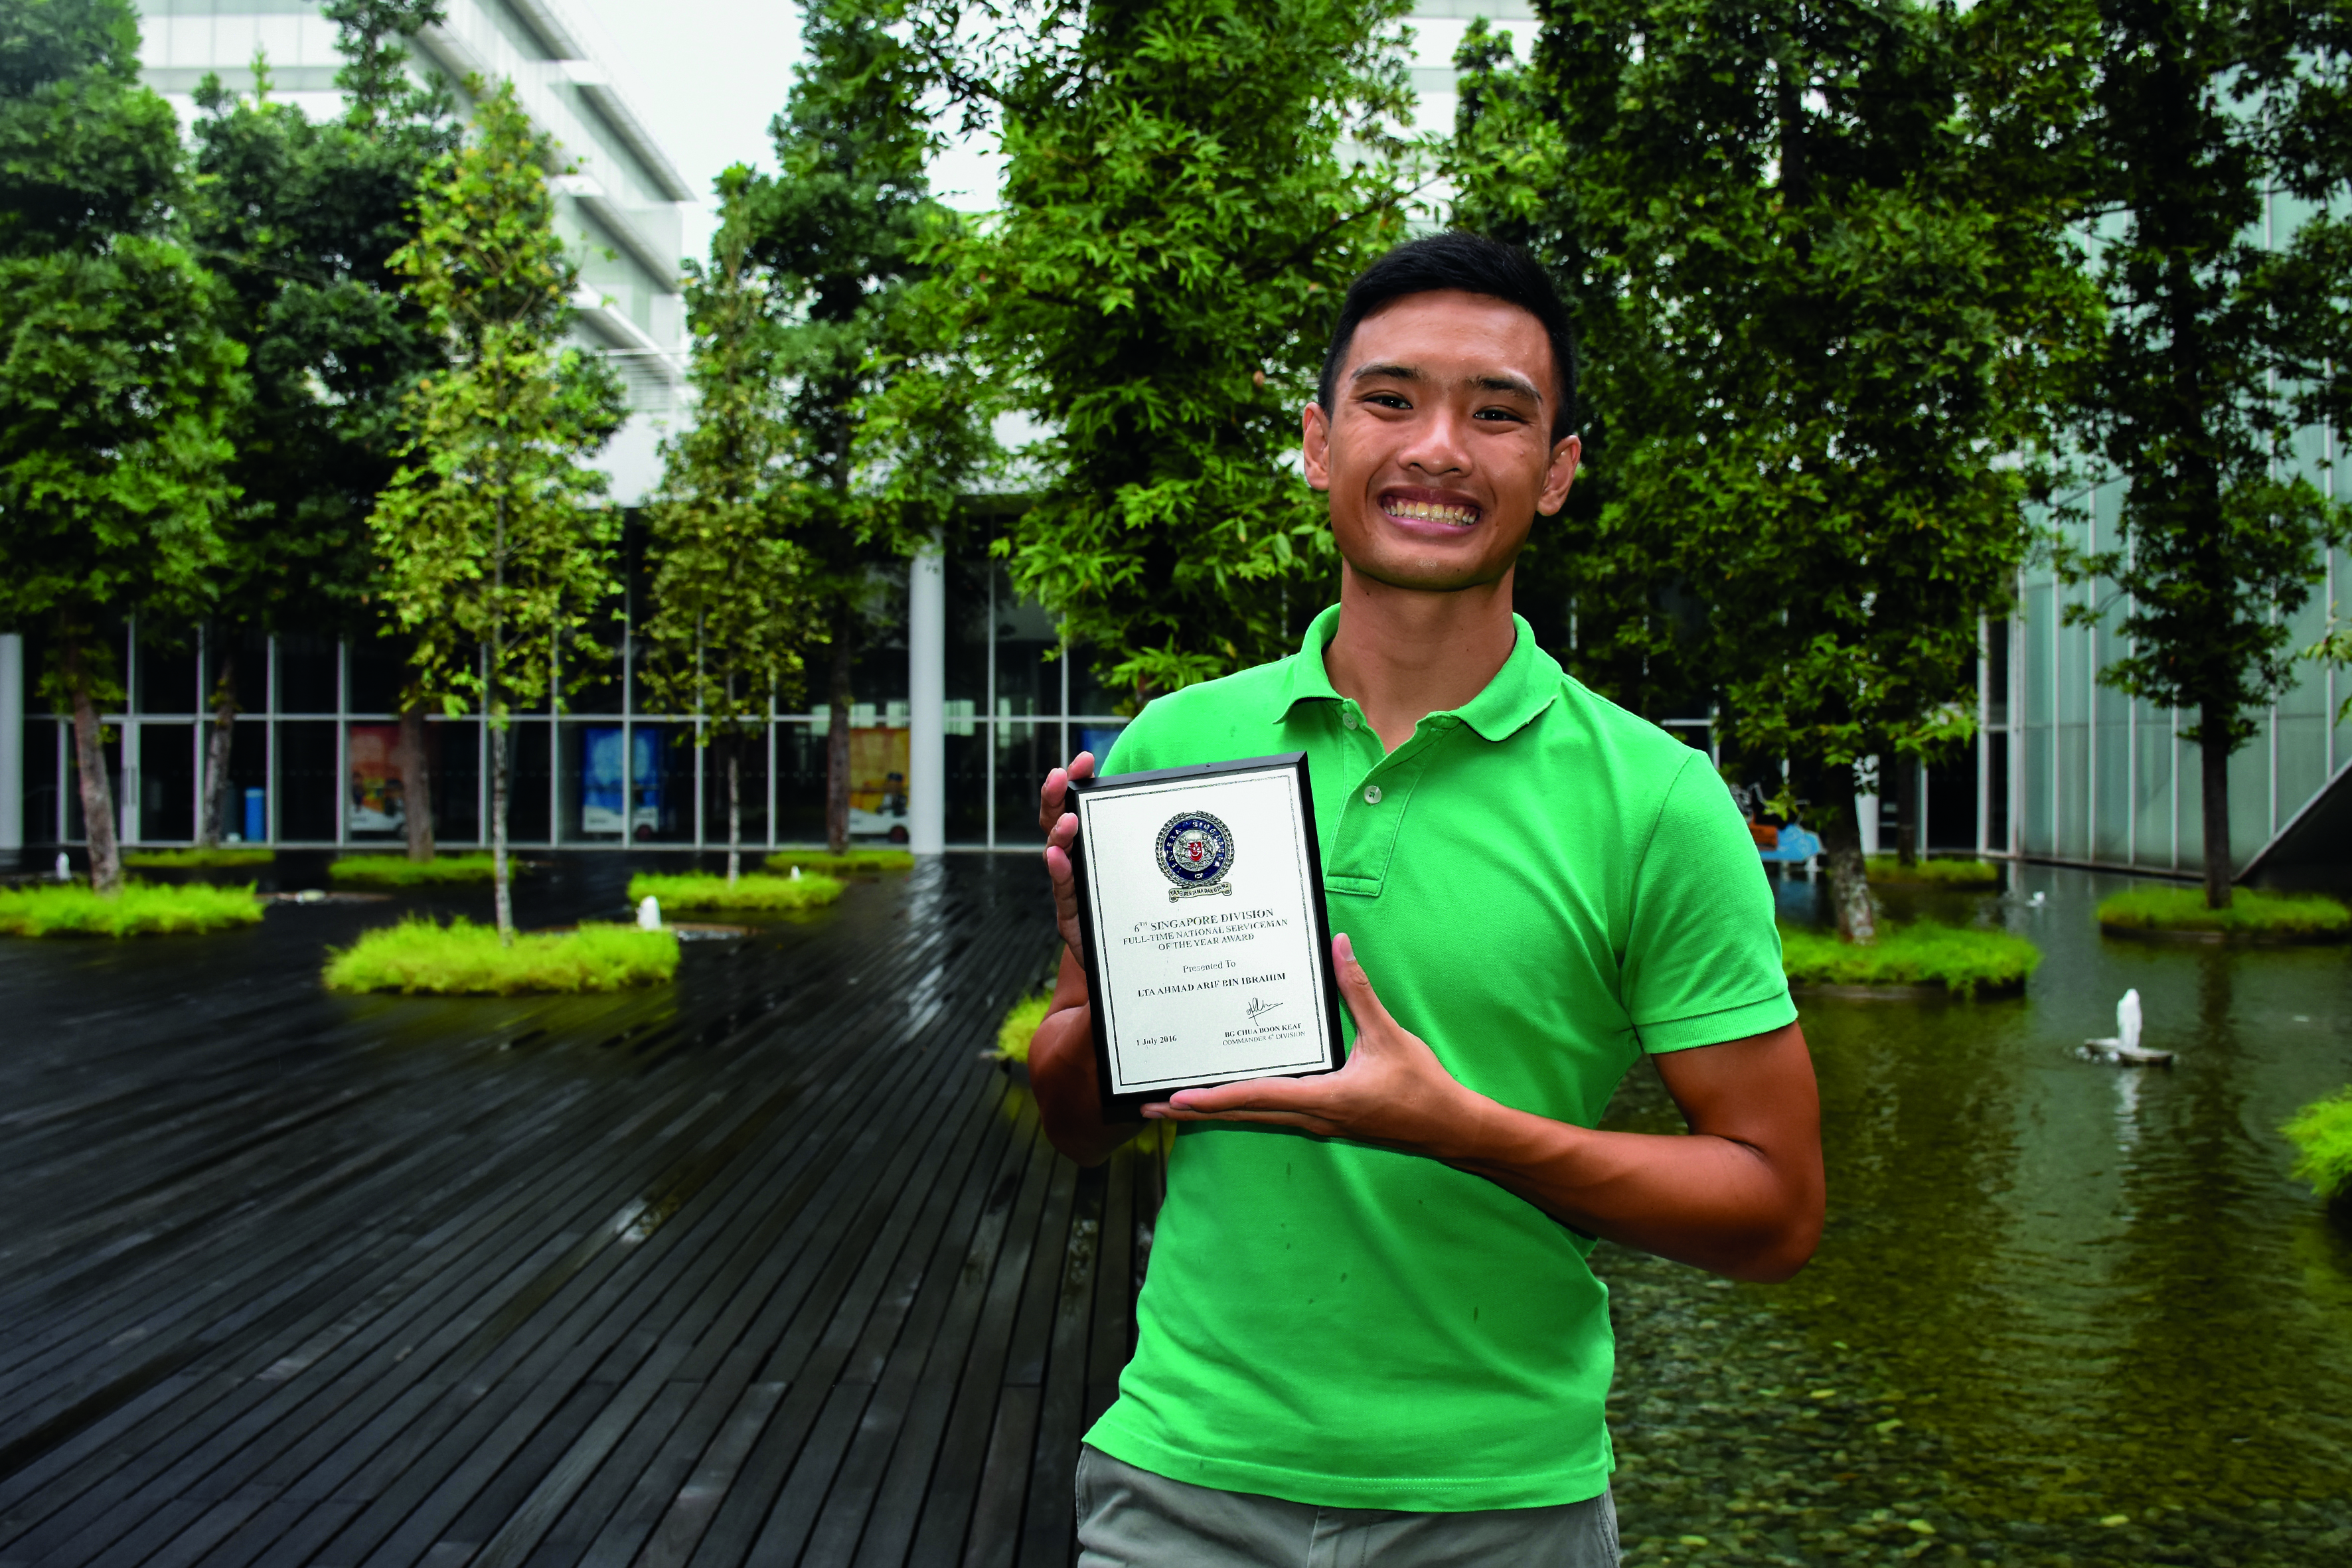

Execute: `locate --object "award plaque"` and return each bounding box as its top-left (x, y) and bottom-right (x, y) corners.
top-left (1068, 752), bottom-right (1346, 1115)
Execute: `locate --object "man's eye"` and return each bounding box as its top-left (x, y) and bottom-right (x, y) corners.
top-left (1474, 408), bottom-right (1528, 422)
top-left (1364, 392), bottom-right (1411, 409)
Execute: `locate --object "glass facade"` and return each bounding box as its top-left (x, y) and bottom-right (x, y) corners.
top-left (7, 554), bottom-right (1129, 854)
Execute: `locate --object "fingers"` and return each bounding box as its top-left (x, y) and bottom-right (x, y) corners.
top-left (1332, 932), bottom-right (1399, 1034)
top-left (1036, 751), bottom-right (1097, 836)
top-left (1164, 1073), bottom-right (1330, 1116)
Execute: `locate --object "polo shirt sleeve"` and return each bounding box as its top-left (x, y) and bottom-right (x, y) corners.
top-left (1620, 751), bottom-right (1797, 1054)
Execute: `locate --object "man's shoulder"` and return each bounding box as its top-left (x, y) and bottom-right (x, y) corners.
top-left (1111, 658), bottom-right (1295, 769)
top-left (1535, 670), bottom-right (1711, 792)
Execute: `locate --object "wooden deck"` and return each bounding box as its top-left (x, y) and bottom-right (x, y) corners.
top-left (0, 856), bottom-right (1149, 1567)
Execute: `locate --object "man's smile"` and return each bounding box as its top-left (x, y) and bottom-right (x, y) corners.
top-left (1378, 487), bottom-right (1483, 530)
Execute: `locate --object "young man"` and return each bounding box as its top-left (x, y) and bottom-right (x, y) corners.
top-left (1032, 233), bottom-right (1824, 1566)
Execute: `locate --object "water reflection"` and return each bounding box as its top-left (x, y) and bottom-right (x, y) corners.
top-left (1601, 866), bottom-right (2352, 1563)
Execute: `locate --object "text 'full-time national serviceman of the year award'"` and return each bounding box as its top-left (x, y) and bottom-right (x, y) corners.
top-left (1068, 752), bottom-right (1346, 1115)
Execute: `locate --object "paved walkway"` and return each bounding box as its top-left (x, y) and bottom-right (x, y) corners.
top-left (0, 856), bottom-right (1142, 1567)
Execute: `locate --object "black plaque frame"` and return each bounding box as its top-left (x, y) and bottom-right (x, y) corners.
top-left (1069, 751), bottom-right (1346, 1117)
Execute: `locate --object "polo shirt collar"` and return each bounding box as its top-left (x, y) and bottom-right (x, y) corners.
top-left (1272, 603), bottom-right (1559, 743)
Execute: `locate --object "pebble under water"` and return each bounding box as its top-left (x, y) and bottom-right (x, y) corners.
top-left (1595, 866), bottom-right (2352, 1568)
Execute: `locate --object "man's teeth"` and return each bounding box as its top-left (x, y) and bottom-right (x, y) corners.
top-left (1389, 500), bottom-right (1477, 524)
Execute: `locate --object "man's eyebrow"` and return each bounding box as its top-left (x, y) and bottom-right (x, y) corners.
top-left (1349, 362), bottom-right (1545, 404)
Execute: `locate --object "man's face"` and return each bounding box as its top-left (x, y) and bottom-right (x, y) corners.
top-left (1302, 289), bottom-right (1581, 593)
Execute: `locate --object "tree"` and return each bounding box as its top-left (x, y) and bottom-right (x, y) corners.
top-left (735, 0), bottom-right (976, 852)
top-left (370, 80), bottom-right (627, 939)
top-left (1452, 0), bottom-right (2097, 941)
top-left (913, 0), bottom-right (1419, 706)
top-left (185, 0), bottom-right (458, 854)
top-left (641, 180), bottom-right (815, 882)
top-left (0, 0), bottom-right (246, 894)
top-left (2057, 0), bottom-right (2352, 909)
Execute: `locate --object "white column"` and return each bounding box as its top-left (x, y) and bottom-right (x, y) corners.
top-left (1854, 754), bottom-right (1879, 858)
top-left (908, 536), bottom-right (946, 855)
top-left (0, 634), bottom-right (21, 854)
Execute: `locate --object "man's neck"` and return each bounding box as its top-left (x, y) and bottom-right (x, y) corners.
top-left (1322, 563), bottom-right (1518, 753)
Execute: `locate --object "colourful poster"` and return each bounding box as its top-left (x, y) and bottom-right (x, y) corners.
top-left (848, 726), bottom-right (910, 841)
top-left (348, 724), bottom-right (406, 833)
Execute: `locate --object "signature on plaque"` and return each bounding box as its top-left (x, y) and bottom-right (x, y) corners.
top-left (1244, 996), bottom-right (1283, 1022)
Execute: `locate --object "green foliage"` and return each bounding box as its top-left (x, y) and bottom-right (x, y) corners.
top-left (1780, 921), bottom-right (2041, 998)
top-left (0, 880), bottom-right (263, 937)
top-left (1450, 0), bottom-right (2096, 939)
top-left (185, 3), bottom-right (457, 640)
top-left (625, 871), bottom-right (844, 912)
top-left (124, 846), bottom-right (275, 868)
top-left (2096, 886), bottom-right (2351, 938)
top-left (0, 0), bottom-right (248, 892)
top-left (329, 851), bottom-right (508, 885)
top-left (994, 988), bottom-right (1053, 1063)
top-left (323, 915), bottom-right (677, 993)
top-left (2053, 0), bottom-right (2352, 905)
top-left (1863, 856), bottom-right (1999, 887)
top-left (2284, 1089), bottom-right (2352, 1202)
top-left (763, 848), bottom-right (914, 876)
top-left (368, 79), bottom-right (627, 937)
top-left (914, 0), bottom-right (1420, 703)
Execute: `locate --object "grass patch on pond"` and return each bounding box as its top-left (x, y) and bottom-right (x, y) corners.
top-left (0, 881), bottom-right (264, 938)
top-left (2284, 1089), bottom-right (2352, 1202)
top-left (763, 848), bottom-right (914, 876)
top-left (1781, 919), bottom-right (2040, 998)
top-left (123, 846), bottom-right (275, 869)
top-left (329, 853), bottom-right (511, 887)
top-left (324, 915), bottom-right (676, 994)
top-left (1864, 855), bottom-right (1999, 887)
top-left (995, 990), bottom-right (1052, 1063)
top-left (627, 871), bottom-right (843, 912)
top-left (2097, 884), bottom-right (2351, 938)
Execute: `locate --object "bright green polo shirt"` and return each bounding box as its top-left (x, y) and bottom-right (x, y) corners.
top-left (1082, 603), bottom-right (1795, 1511)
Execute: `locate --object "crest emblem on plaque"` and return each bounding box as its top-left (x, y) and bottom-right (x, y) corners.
top-left (1156, 811), bottom-right (1236, 902)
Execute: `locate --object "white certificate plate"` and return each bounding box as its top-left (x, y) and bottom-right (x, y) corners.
top-left (1069, 752), bottom-right (1344, 1111)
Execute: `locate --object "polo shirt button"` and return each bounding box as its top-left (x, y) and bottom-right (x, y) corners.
top-left (1363, 785), bottom-right (1383, 805)
top-left (1342, 712), bottom-right (1359, 729)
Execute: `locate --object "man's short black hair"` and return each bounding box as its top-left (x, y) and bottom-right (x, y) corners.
top-left (1316, 231), bottom-right (1579, 442)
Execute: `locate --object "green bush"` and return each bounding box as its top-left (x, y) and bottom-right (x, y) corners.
top-left (763, 848), bottom-right (915, 876)
top-left (323, 915), bottom-right (677, 994)
top-left (996, 989), bottom-right (1053, 1063)
top-left (1863, 855), bottom-right (1999, 887)
top-left (627, 871), bottom-right (844, 912)
top-left (123, 846), bottom-right (275, 869)
top-left (0, 881), bottom-right (264, 938)
top-left (329, 852), bottom-right (511, 887)
top-left (1780, 920), bottom-right (2041, 998)
top-left (2284, 1089), bottom-right (2352, 1202)
top-left (2098, 885), bottom-right (2351, 937)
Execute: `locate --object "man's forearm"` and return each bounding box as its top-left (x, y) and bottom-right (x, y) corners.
top-left (1445, 1097), bottom-right (1820, 1282)
top-left (1030, 948), bottom-right (1146, 1166)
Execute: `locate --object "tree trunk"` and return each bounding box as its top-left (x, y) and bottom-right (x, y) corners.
top-left (64, 636), bottom-right (123, 896)
top-left (397, 697), bottom-right (436, 862)
top-left (825, 614), bottom-right (855, 856)
top-left (1819, 763), bottom-right (1876, 945)
top-left (196, 645), bottom-right (237, 848)
top-left (726, 744), bottom-right (742, 884)
top-left (2199, 700), bottom-right (2232, 910)
top-left (490, 718), bottom-right (512, 943)
top-left (1894, 755), bottom-right (1919, 867)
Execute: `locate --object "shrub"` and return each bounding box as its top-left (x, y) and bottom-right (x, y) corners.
top-left (996, 989), bottom-right (1053, 1062)
top-left (123, 846), bottom-right (275, 868)
top-left (0, 882), bottom-right (264, 938)
top-left (1863, 855), bottom-right (1999, 887)
top-left (2098, 886), bottom-right (2351, 938)
top-left (1780, 920), bottom-right (2041, 998)
top-left (329, 852), bottom-right (511, 887)
top-left (323, 916), bottom-right (677, 994)
top-left (627, 871), bottom-right (844, 912)
top-left (763, 848), bottom-right (915, 876)
top-left (2284, 1089), bottom-right (2352, 1202)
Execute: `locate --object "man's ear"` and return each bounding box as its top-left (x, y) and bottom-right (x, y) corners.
top-left (1301, 403), bottom-right (1334, 492)
top-left (1536, 433), bottom-right (1582, 517)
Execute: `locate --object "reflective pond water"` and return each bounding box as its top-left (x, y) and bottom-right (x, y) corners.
top-left (1597, 866), bottom-right (2352, 1567)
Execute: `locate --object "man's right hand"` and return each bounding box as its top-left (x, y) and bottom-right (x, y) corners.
top-left (1031, 752), bottom-right (1144, 1164)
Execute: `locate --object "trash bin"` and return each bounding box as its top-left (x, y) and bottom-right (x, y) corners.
top-left (243, 787), bottom-right (266, 844)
